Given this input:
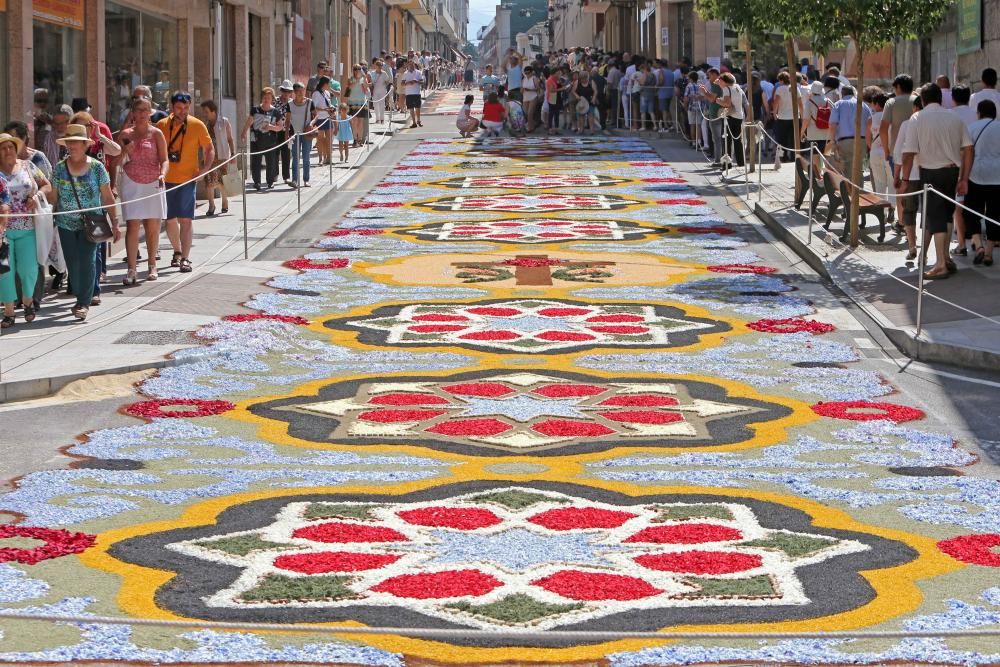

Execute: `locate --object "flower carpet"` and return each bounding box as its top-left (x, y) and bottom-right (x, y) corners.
top-left (0, 134), bottom-right (998, 666)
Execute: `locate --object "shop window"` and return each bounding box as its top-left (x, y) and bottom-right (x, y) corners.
top-left (105, 2), bottom-right (178, 130)
top-left (34, 20), bottom-right (83, 110)
top-left (222, 3), bottom-right (237, 98)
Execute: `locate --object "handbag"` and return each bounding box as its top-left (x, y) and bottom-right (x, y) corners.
top-left (0, 241), bottom-right (9, 275)
top-left (64, 159), bottom-right (114, 243)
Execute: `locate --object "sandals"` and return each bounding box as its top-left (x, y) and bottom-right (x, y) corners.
top-left (1, 315), bottom-right (14, 329)
top-left (923, 268), bottom-right (950, 280)
top-left (71, 305), bottom-right (88, 320)
top-left (124, 269), bottom-right (138, 286)
top-left (179, 258), bottom-right (193, 273)
top-left (905, 248), bottom-right (917, 261)
top-left (147, 263), bottom-right (158, 281)
top-left (950, 246), bottom-right (967, 256)
top-left (23, 304), bottom-right (36, 323)
top-left (170, 251), bottom-right (182, 268)
top-left (973, 246), bottom-right (985, 265)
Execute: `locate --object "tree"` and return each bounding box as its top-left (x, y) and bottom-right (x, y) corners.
top-left (694, 0), bottom-right (774, 173)
top-left (802, 0), bottom-right (950, 246)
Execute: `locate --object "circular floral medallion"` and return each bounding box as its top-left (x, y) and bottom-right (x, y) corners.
top-left (124, 399), bottom-right (235, 420)
top-left (810, 401), bottom-right (925, 423)
top-left (0, 525), bottom-right (95, 565)
top-left (937, 534), bottom-right (1000, 567)
top-left (106, 482), bottom-right (922, 646)
top-left (247, 369), bottom-right (795, 457)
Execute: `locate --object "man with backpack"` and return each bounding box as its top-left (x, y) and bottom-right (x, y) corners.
top-left (802, 80), bottom-right (832, 156)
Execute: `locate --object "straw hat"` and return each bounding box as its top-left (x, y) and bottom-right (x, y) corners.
top-left (56, 124), bottom-right (94, 147)
top-left (810, 81), bottom-right (824, 95)
top-left (575, 97), bottom-right (590, 115)
top-left (0, 133), bottom-right (25, 155)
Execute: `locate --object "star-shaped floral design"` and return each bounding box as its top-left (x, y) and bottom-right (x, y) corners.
top-left (403, 219), bottom-right (655, 244)
top-left (327, 299), bottom-right (729, 353)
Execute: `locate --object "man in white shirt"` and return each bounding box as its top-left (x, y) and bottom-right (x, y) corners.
top-left (622, 54), bottom-right (637, 129)
top-left (901, 83), bottom-right (973, 279)
top-left (402, 61), bottom-right (424, 128)
top-left (970, 68), bottom-right (1000, 110)
top-left (950, 85), bottom-right (978, 127)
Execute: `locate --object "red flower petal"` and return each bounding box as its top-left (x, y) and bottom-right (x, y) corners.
top-left (657, 198), bottom-right (706, 206)
top-left (635, 551), bottom-right (763, 574)
top-left (274, 551), bottom-right (401, 574)
top-left (123, 399), bottom-right (235, 420)
top-left (532, 419), bottom-right (616, 437)
top-left (465, 307), bottom-right (524, 317)
top-left (372, 570), bottom-right (503, 599)
top-left (356, 409), bottom-right (448, 423)
top-left (441, 383), bottom-right (514, 398)
top-left (458, 331), bottom-right (522, 341)
top-left (937, 534), bottom-right (1000, 567)
top-left (425, 418), bottom-right (512, 437)
top-left (222, 314), bottom-right (310, 325)
top-left (533, 570), bottom-right (662, 601)
top-left (598, 410), bottom-right (684, 425)
top-left (367, 393), bottom-right (450, 406)
top-left (0, 526), bottom-right (96, 565)
top-left (397, 507), bottom-right (503, 530)
top-left (643, 177), bottom-right (687, 183)
top-left (537, 232), bottom-right (574, 238)
top-left (707, 264), bottom-right (778, 274)
top-left (528, 507), bottom-right (637, 530)
top-left (535, 331), bottom-right (595, 342)
top-left (676, 226), bottom-right (735, 235)
top-left (625, 523), bottom-right (743, 544)
top-left (285, 258), bottom-right (350, 270)
top-left (536, 308), bottom-right (594, 317)
top-left (324, 229), bottom-right (384, 236)
top-left (598, 395), bottom-right (679, 407)
top-left (810, 401), bottom-right (925, 423)
top-left (747, 318), bottom-right (835, 334)
top-left (532, 384), bottom-right (605, 398)
top-left (587, 325), bottom-right (650, 334)
top-left (293, 523), bottom-right (409, 543)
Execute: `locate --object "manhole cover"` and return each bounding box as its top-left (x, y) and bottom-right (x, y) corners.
top-left (113, 330), bottom-right (201, 345)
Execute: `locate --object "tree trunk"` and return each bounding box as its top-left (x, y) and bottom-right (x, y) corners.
top-left (850, 50), bottom-right (865, 248)
top-left (746, 33), bottom-right (756, 173)
top-left (786, 38), bottom-right (801, 153)
top-left (786, 37), bottom-right (801, 200)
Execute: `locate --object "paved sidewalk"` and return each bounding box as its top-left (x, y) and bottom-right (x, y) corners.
top-left (636, 131), bottom-right (1000, 371)
top-left (0, 119), bottom-right (401, 402)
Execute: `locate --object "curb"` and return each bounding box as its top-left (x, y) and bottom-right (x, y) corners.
top-left (753, 203), bottom-right (1000, 372)
top-left (0, 131), bottom-right (395, 405)
top-left (0, 352), bottom-right (217, 404)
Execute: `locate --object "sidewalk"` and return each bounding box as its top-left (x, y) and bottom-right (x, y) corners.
top-left (0, 119), bottom-right (401, 402)
top-left (734, 147), bottom-right (1000, 371)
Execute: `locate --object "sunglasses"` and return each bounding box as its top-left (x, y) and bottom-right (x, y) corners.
top-left (171, 93), bottom-right (192, 103)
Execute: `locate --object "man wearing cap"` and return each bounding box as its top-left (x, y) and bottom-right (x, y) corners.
top-left (276, 81), bottom-right (296, 188)
top-left (156, 92), bottom-right (214, 274)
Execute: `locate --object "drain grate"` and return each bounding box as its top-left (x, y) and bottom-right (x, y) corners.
top-left (113, 330), bottom-right (201, 345)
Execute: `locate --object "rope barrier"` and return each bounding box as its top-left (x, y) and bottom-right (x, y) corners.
top-left (1, 610), bottom-right (998, 640)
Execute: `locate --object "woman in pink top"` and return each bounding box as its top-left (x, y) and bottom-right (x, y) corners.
top-left (119, 96), bottom-right (169, 284)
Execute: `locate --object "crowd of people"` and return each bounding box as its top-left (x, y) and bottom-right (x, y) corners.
top-left (464, 47), bottom-right (998, 276)
top-left (0, 50), bottom-right (466, 330)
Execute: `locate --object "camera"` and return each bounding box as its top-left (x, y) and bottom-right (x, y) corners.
top-left (168, 150), bottom-right (181, 162)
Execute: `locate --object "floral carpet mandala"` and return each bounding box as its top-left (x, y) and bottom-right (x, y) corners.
top-left (428, 174), bottom-right (633, 189)
top-left (400, 218), bottom-right (659, 244)
top-left (106, 482), bottom-right (920, 646)
top-left (247, 370), bottom-right (796, 456)
top-left (323, 299), bottom-right (731, 353)
top-left (412, 193), bottom-right (646, 213)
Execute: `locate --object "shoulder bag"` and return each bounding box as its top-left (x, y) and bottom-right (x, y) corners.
top-left (64, 159), bottom-right (114, 243)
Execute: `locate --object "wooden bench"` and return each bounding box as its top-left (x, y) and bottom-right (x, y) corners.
top-left (794, 156), bottom-right (825, 214)
top-left (837, 179), bottom-right (892, 243)
top-left (821, 171), bottom-right (845, 229)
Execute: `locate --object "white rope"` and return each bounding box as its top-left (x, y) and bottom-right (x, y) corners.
top-left (0, 610), bottom-right (998, 640)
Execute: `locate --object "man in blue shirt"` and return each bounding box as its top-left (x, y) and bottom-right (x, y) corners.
top-left (505, 54), bottom-right (524, 102)
top-left (828, 85), bottom-right (872, 175)
top-left (479, 65), bottom-right (501, 103)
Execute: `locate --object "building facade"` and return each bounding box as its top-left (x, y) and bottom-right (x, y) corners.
top-left (0, 0), bottom-right (468, 137)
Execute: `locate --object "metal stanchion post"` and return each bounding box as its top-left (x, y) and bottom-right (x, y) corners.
top-left (807, 145), bottom-right (815, 245)
top-left (915, 185), bottom-right (930, 337)
top-left (295, 134), bottom-right (302, 213)
top-left (757, 124), bottom-right (762, 203)
top-left (744, 124), bottom-right (750, 201)
top-left (241, 150), bottom-right (249, 259)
